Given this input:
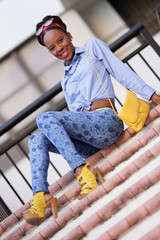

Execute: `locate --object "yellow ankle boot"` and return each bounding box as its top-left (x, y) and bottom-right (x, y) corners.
top-left (23, 192), bottom-right (57, 225)
top-left (77, 163), bottom-right (105, 200)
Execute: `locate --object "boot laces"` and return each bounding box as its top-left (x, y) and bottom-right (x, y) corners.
top-left (29, 192), bottom-right (46, 214)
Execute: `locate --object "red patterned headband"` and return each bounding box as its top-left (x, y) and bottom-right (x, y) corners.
top-left (36, 18), bottom-right (66, 43)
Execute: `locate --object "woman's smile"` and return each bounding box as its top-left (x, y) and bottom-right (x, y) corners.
top-left (61, 50), bottom-right (69, 58)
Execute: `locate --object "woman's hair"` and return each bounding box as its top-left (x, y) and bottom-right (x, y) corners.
top-left (36, 15), bottom-right (67, 46)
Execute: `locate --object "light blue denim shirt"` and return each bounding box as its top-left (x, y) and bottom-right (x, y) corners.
top-left (61, 38), bottom-right (155, 112)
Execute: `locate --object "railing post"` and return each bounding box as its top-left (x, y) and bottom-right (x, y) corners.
top-left (156, 5), bottom-right (160, 28)
top-left (140, 28), bottom-right (160, 56)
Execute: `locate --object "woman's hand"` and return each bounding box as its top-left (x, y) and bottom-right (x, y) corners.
top-left (150, 93), bottom-right (160, 105)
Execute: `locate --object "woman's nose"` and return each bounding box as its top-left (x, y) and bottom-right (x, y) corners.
top-left (57, 44), bottom-right (63, 52)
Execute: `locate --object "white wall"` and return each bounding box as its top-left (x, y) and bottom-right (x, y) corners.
top-left (80, 0), bottom-right (128, 43)
top-left (80, 0), bottom-right (141, 59)
top-left (61, 9), bottom-right (96, 46)
top-left (0, 0), bottom-right (64, 58)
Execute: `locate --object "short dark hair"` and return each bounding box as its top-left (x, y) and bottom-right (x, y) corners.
top-left (36, 15), bottom-right (67, 46)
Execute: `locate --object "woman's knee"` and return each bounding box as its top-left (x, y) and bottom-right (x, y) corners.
top-left (36, 111), bottom-right (61, 130)
top-left (29, 132), bottom-right (44, 144)
top-left (36, 112), bottom-right (50, 128)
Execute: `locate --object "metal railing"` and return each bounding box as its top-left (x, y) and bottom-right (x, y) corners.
top-left (0, 23), bottom-right (160, 219)
top-left (0, 23), bottom-right (160, 140)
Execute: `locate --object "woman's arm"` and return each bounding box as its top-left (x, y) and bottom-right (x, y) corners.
top-left (150, 93), bottom-right (160, 104)
top-left (90, 38), bottom-right (156, 102)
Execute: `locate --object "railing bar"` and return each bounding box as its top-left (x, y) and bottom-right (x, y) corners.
top-left (0, 123), bottom-right (37, 156)
top-left (0, 101), bottom-right (67, 156)
top-left (115, 96), bottom-right (123, 107)
top-left (49, 161), bottom-right (62, 177)
top-left (140, 28), bottom-right (160, 56)
top-left (5, 152), bottom-right (32, 190)
top-left (138, 52), bottom-right (160, 81)
top-left (17, 143), bottom-right (29, 160)
top-left (0, 82), bottom-right (63, 136)
top-left (0, 169), bottom-right (25, 205)
top-left (18, 141), bottom-right (62, 177)
top-left (126, 62), bottom-right (136, 73)
top-left (109, 22), bottom-right (144, 52)
top-left (122, 42), bottom-right (148, 63)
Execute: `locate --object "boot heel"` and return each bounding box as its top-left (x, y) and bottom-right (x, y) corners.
top-left (95, 167), bottom-right (105, 183)
top-left (47, 198), bottom-right (58, 219)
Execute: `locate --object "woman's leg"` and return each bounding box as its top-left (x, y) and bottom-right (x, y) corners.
top-left (29, 131), bottom-right (99, 194)
top-left (36, 109), bottom-right (124, 173)
top-left (29, 132), bottom-right (55, 194)
top-left (25, 129), bottom-right (102, 224)
top-left (25, 109), bottom-right (123, 224)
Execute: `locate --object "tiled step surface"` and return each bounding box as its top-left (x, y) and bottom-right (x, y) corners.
top-left (0, 104), bottom-right (160, 240)
top-left (57, 141), bottom-right (160, 240)
top-left (139, 223), bottom-right (160, 240)
top-left (120, 209), bottom-right (160, 240)
top-left (97, 192), bottom-right (160, 240)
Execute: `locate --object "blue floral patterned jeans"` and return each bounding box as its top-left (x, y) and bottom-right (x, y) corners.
top-left (29, 109), bottom-right (124, 193)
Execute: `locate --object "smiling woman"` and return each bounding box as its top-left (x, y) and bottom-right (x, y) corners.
top-left (22, 14), bottom-right (160, 226)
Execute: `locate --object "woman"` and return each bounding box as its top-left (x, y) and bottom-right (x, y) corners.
top-left (23, 15), bottom-right (160, 225)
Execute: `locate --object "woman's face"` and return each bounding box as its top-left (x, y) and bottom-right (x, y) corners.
top-left (43, 29), bottom-right (75, 65)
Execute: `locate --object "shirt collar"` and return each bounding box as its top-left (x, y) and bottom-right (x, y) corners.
top-left (63, 46), bottom-right (85, 70)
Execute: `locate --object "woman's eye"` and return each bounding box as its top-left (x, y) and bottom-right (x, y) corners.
top-left (59, 38), bottom-right (63, 42)
top-left (50, 46), bottom-right (55, 51)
